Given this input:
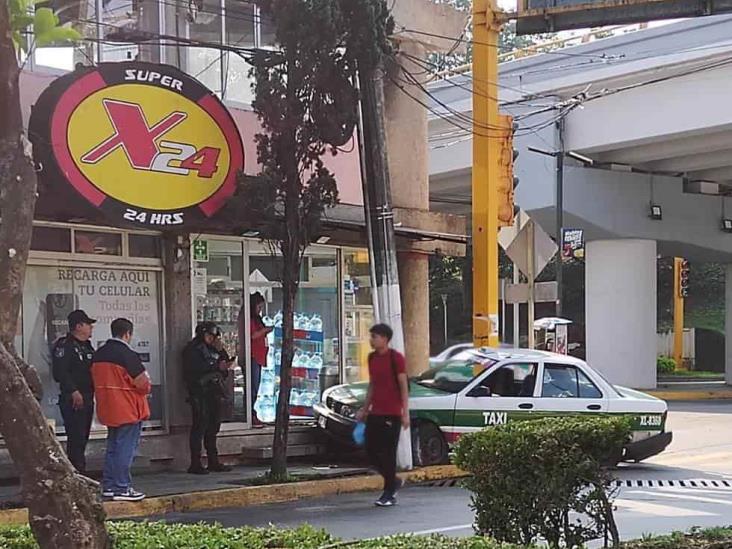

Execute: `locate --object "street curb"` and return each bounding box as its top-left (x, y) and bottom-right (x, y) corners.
top-left (647, 390), bottom-right (732, 401)
top-left (0, 464), bottom-right (466, 525)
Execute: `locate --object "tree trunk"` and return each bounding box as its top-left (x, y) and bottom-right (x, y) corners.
top-left (0, 4), bottom-right (110, 547)
top-left (270, 263), bottom-right (296, 480)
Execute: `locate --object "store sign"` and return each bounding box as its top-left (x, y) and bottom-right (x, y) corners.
top-left (30, 62), bottom-right (244, 228)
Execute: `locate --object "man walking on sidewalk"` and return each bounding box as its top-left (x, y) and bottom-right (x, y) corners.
top-left (357, 324), bottom-right (410, 507)
top-left (92, 318), bottom-right (151, 502)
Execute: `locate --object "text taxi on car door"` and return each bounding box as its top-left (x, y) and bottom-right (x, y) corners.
top-left (314, 348), bottom-right (672, 466)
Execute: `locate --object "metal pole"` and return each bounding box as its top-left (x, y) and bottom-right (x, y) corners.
top-left (556, 119), bottom-right (565, 318)
top-left (513, 262), bottom-right (520, 348)
top-left (472, 0), bottom-right (502, 348)
top-left (441, 293), bottom-right (448, 346)
top-left (356, 62), bottom-right (405, 353)
top-left (527, 220), bottom-right (536, 349)
top-left (673, 257), bottom-right (684, 369)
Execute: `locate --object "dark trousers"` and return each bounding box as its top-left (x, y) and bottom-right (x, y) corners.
top-left (251, 359), bottom-right (262, 420)
top-left (365, 415), bottom-right (401, 496)
top-left (189, 393), bottom-right (223, 466)
top-left (59, 393), bottom-right (94, 473)
top-left (103, 422), bottom-right (142, 494)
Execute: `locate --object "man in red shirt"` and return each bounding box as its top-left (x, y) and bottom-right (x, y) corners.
top-left (357, 324), bottom-right (410, 507)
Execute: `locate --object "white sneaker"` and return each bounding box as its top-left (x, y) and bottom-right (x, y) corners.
top-left (112, 488), bottom-right (146, 502)
top-left (102, 490), bottom-right (114, 498)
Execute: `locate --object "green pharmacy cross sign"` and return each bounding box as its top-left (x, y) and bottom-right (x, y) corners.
top-left (193, 239), bottom-right (209, 262)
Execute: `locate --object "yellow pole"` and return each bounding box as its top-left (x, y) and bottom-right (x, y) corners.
top-left (472, 0), bottom-right (502, 348)
top-left (673, 257), bottom-right (684, 370)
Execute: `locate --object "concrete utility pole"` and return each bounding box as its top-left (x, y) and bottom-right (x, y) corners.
top-left (383, 1), bottom-right (466, 375)
top-left (472, 0), bottom-right (503, 348)
top-left (357, 63), bottom-right (405, 354)
top-left (555, 119), bottom-right (565, 318)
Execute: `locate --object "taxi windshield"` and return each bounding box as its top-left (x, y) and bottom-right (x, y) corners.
top-left (415, 356), bottom-right (498, 394)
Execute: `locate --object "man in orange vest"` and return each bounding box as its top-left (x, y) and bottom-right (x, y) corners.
top-left (92, 318), bottom-right (151, 502)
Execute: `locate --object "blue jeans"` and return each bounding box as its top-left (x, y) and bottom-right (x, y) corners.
top-left (103, 422), bottom-right (142, 494)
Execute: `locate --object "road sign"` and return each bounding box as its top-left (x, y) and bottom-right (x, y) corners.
top-left (516, 0), bottom-right (732, 34)
top-left (499, 210), bottom-right (557, 279)
top-left (193, 239), bottom-right (209, 262)
top-left (501, 281), bottom-right (558, 304)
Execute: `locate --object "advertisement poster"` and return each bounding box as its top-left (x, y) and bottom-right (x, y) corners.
top-left (561, 229), bottom-right (585, 262)
top-left (555, 324), bottom-right (569, 355)
top-left (23, 266), bottom-right (163, 428)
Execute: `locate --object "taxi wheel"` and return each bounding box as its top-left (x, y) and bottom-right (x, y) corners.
top-left (417, 422), bottom-right (449, 466)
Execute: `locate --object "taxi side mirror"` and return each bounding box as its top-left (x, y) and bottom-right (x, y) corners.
top-left (468, 385), bottom-right (492, 398)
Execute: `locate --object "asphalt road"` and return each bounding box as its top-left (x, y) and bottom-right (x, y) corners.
top-left (159, 401), bottom-right (732, 542)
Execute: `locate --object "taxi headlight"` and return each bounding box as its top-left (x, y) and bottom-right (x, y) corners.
top-left (340, 405), bottom-right (355, 419)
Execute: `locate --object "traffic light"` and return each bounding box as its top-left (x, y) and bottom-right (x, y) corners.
top-left (497, 114), bottom-right (519, 227)
top-left (679, 259), bottom-right (690, 298)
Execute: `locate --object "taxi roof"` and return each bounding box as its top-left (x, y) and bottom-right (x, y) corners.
top-left (465, 347), bottom-right (588, 367)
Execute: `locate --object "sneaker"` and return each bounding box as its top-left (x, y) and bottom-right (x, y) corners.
top-left (188, 464), bottom-right (209, 475)
top-left (101, 489), bottom-right (114, 498)
top-left (112, 488), bottom-right (146, 502)
top-left (375, 494), bottom-right (396, 507)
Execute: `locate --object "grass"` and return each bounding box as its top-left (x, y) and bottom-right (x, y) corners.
top-left (660, 370), bottom-right (723, 379)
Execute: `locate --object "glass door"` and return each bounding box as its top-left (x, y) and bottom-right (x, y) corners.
top-left (247, 243), bottom-right (340, 422)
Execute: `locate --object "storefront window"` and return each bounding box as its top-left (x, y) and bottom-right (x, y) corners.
top-left (249, 245), bottom-right (340, 422)
top-left (129, 234), bottom-right (162, 258)
top-left (192, 239), bottom-right (246, 421)
top-left (31, 225), bottom-right (72, 253)
top-left (74, 230), bottom-right (122, 256)
top-left (344, 250), bottom-right (374, 383)
top-left (23, 265), bottom-right (164, 430)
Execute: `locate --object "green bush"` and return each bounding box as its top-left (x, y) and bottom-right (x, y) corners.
top-left (657, 356), bottom-right (676, 374)
top-left (0, 522), bottom-right (333, 549)
top-left (453, 416), bottom-right (631, 548)
top-left (1, 522), bottom-right (732, 548)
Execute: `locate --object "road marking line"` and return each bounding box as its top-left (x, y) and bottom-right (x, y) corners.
top-left (410, 524), bottom-right (474, 535)
top-left (615, 498), bottom-right (715, 517)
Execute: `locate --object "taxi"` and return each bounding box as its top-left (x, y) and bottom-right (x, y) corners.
top-left (314, 348), bottom-right (672, 466)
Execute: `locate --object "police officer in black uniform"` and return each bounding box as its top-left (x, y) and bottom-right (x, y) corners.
top-left (183, 322), bottom-right (235, 474)
top-left (52, 309), bottom-right (96, 473)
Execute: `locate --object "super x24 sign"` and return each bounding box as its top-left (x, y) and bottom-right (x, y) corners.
top-left (30, 62), bottom-right (244, 227)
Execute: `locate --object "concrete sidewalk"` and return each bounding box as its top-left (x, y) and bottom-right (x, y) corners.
top-left (647, 380), bottom-right (732, 401)
top-left (0, 461), bottom-right (370, 510)
top-left (0, 464), bottom-right (465, 525)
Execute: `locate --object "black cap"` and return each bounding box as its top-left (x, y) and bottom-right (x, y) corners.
top-left (68, 309), bottom-right (96, 328)
top-left (195, 321), bottom-right (221, 338)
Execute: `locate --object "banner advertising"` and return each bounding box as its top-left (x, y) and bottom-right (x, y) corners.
top-left (561, 228), bottom-right (585, 262)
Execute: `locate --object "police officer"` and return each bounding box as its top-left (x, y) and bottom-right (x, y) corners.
top-left (52, 309), bottom-right (96, 473)
top-left (183, 322), bottom-right (235, 474)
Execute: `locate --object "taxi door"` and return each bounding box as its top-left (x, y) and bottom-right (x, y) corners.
top-left (532, 361), bottom-right (608, 419)
top-left (452, 361), bottom-right (540, 437)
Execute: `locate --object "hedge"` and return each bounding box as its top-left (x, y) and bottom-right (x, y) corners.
top-left (453, 416), bottom-right (631, 547)
top-left (1, 523), bottom-right (732, 548)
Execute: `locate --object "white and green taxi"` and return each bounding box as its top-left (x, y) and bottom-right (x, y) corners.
top-left (314, 348), bottom-right (672, 466)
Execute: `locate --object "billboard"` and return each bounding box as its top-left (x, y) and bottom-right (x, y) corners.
top-left (517, 0), bottom-right (732, 34)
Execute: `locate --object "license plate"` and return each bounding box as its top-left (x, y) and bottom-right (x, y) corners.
top-left (318, 415), bottom-right (327, 429)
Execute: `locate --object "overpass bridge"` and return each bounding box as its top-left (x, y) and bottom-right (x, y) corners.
top-left (428, 16), bottom-right (732, 388)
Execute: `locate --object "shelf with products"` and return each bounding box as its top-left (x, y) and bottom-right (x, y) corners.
top-left (255, 310), bottom-right (330, 421)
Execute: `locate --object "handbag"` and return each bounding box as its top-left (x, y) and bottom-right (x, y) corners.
top-left (389, 350), bottom-right (413, 471)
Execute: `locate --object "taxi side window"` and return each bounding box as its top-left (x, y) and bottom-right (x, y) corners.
top-left (542, 364), bottom-right (603, 399)
top-left (480, 363), bottom-right (538, 397)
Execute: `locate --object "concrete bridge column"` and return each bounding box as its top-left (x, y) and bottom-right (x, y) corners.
top-left (586, 239), bottom-right (657, 389)
top-left (725, 266), bottom-right (732, 385)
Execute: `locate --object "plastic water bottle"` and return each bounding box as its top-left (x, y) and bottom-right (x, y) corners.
top-left (310, 314), bottom-right (323, 333)
top-left (310, 352), bottom-right (324, 370)
top-left (274, 311), bottom-right (283, 328)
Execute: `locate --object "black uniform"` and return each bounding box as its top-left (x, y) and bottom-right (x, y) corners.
top-left (183, 337), bottom-right (231, 471)
top-left (52, 335), bottom-right (95, 473)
